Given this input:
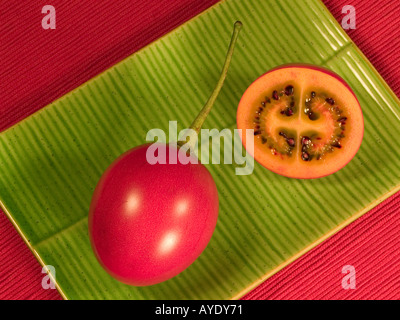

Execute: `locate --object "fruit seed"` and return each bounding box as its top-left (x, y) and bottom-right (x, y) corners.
top-left (302, 152), bottom-right (310, 161)
top-left (326, 97), bottom-right (335, 105)
top-left (285, 85), bottom-right (294, 96)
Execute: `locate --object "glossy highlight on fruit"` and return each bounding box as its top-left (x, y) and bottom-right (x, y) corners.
top-left (237, 64), bottom-right (364, 179)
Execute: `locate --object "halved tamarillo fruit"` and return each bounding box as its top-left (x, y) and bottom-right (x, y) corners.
top-left (237, 64), bottom-right (364, 179)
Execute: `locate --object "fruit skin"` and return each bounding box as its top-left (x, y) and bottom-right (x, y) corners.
top-left (265, 63), bottom-right (359, 94)
top-left (237, 64), bottom-right (364, 179)
top-left (88, 143), bottom-right (219, 286)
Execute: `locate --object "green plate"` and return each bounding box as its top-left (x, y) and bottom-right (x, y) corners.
top-left (1, 0), bottom-right (400, 300)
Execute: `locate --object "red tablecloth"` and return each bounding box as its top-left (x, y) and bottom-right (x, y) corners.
top-left (0, 0), bottom-right (399, 300)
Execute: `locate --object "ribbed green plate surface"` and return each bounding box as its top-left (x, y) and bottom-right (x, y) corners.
top-left (1, 0), bottom-right (400, 300)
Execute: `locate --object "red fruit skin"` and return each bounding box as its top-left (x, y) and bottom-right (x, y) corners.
top-left (88, 143), bottom-right (219, 286)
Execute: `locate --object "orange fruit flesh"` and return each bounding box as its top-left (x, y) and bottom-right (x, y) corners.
top-left (237, 65), bottom-right (364, 179)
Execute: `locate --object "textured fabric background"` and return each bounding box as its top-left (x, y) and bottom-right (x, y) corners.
top-left (0, 0), bottom-right (399, 300)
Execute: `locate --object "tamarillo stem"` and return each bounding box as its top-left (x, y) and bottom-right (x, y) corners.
top-left (177, 21), bottom-right (242, 149)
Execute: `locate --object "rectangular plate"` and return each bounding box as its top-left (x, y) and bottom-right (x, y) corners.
top-left (1, 0), bottom-right (400, 299)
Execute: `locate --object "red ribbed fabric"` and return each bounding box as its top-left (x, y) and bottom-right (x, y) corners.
top-left (242, 194), bottom-right (400, 300)
top-left (0, 0), bottom-right (399, 300)
top-left (241, 0), bottom-right (400, 300)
